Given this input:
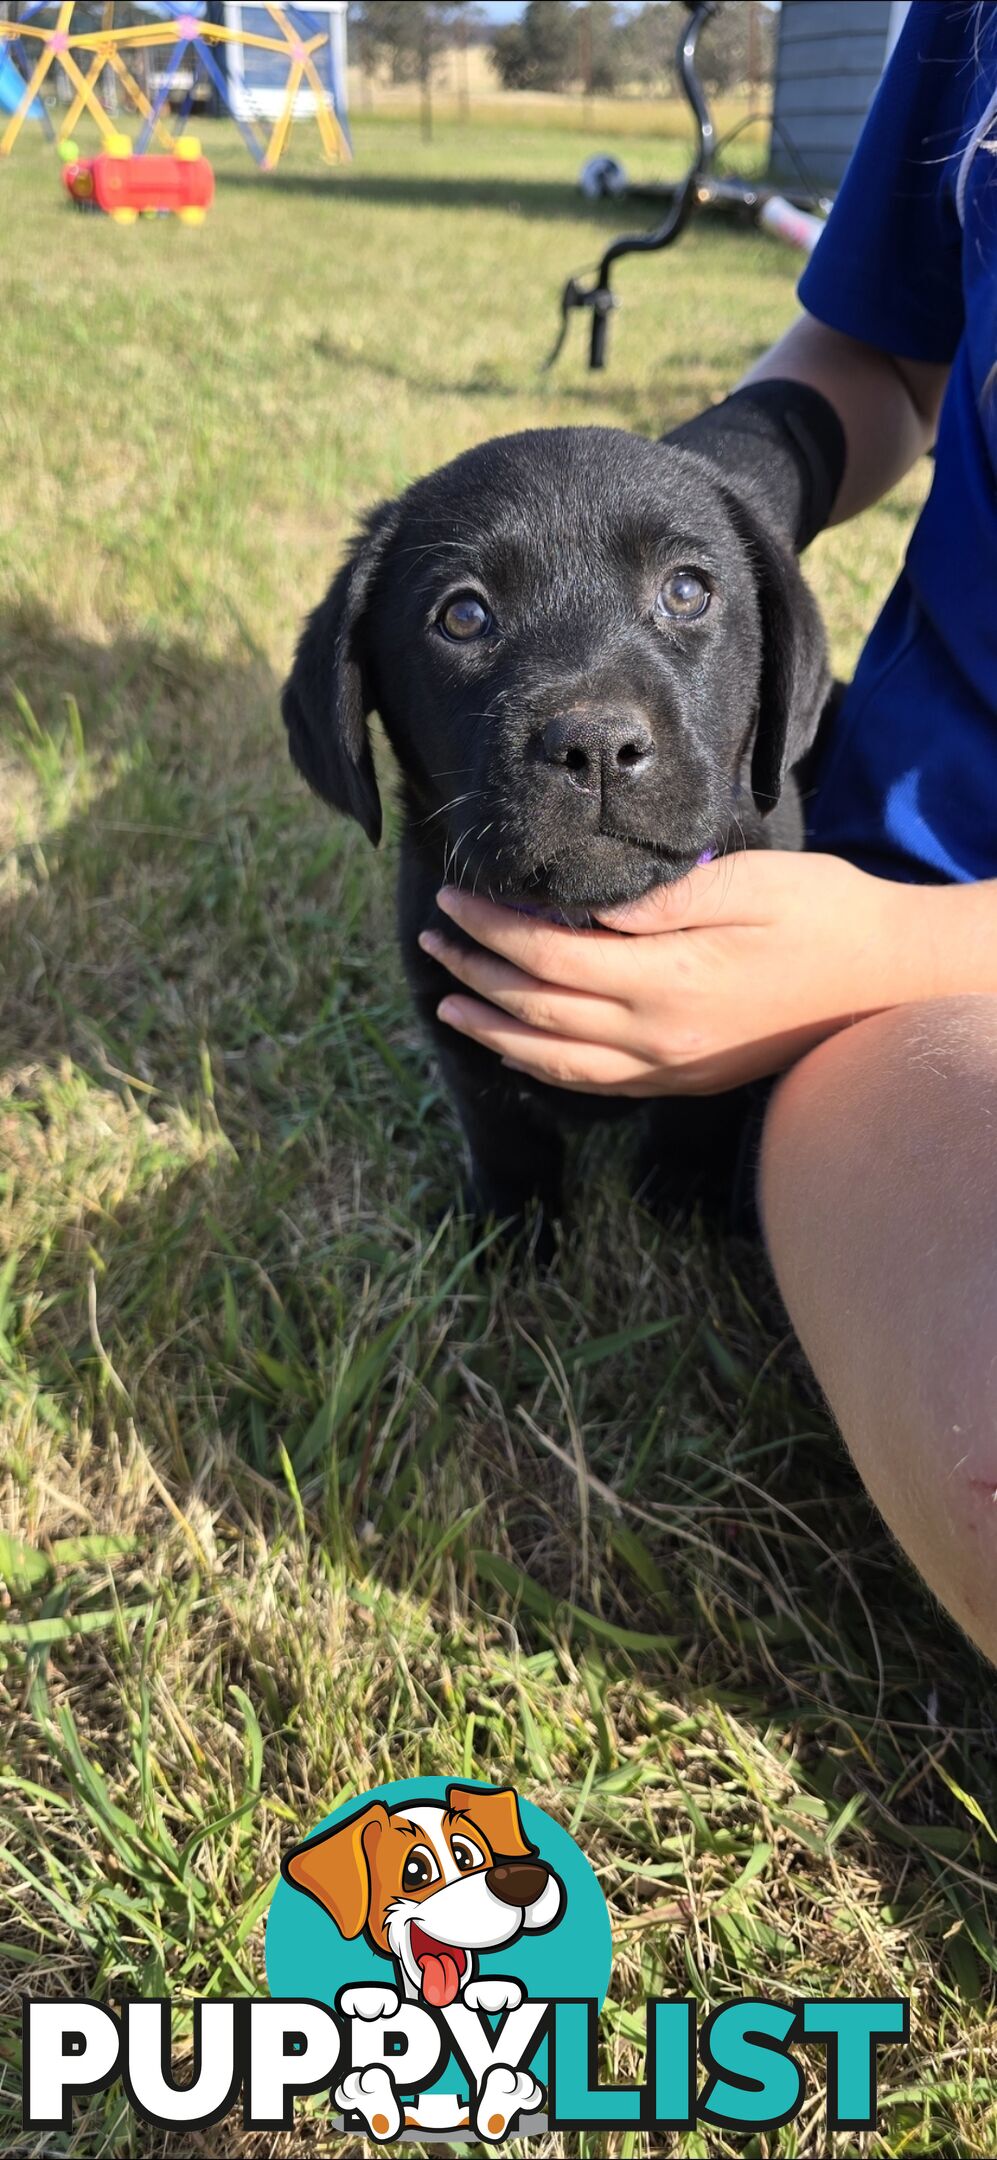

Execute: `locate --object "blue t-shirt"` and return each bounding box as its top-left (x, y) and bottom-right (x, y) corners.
top-left (799, 0), bottom-right (997, 883)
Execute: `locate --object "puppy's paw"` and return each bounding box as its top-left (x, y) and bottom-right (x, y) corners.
top-left (474, 2065), bottom-right (544, 2141)
top-left (338, 1984), bottom-right (399, 2021)
top-left (463, 1976), bottom-right (524, 2014)
top-left (336, 2066), bottom-right (400, 2142)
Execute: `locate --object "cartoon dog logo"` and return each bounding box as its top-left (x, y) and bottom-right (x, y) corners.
top-left (282, 1782), bottom-right (566, 2140)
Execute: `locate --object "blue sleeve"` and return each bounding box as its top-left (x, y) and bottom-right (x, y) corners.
top-left (797, 0), bottom-right (971, 363)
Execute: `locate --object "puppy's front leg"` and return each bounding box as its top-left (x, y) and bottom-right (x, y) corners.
top-left (399, 845), bottom-right (564, 1256)
top-left (636, 1092), bottom-right (754, 1222)
top-left (438, 1034), bottom-right (565, 1264)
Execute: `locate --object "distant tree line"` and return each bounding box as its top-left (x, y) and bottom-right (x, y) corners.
top-left (348, 1), bottom-right (774, 100)
top-left (349, 4), bottom-right (477, 90)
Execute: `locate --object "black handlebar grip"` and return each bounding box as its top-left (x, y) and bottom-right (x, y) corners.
top-left (590, 306), bottom-right (608, 369)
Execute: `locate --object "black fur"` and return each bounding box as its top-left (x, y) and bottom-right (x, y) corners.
top-left (282, 427), bottom-right (829, 1245)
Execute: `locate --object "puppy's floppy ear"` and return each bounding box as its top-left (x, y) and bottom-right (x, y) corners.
top-left (719, 484), bottom-right (831, 815)
top-left (281, 501), bottom-right (401, 845)
top-left (281, 1801), bottom-right (388, 1940)
top-left (446, 1783), bottom-right (535, 1863)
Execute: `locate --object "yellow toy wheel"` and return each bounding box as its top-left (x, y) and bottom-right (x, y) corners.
top-left (111, 207), bottom-right (138, 224)
top-left (178, 207), bottom-right (206, 226)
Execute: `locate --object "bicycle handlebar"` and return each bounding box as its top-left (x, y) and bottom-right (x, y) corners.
top-left (544, 0), bottom-right (721, 372)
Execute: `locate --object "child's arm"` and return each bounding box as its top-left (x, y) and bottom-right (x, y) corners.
top-left (741, 313), bottom-right (950, 526)
top-left (661, 315), bottom-right (949, 557)
top-left (424, 856), bottom-right (997, 1097)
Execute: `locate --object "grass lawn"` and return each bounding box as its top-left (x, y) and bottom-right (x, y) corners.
top-left (1, 112), bottom-right (995, 2158)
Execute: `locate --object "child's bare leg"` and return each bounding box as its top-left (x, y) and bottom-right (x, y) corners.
top-left (758, 996), bottom-right (997, 1664)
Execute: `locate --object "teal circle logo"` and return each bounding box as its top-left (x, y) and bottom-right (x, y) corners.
top-left (265, 1778), bottom-right (612, 2141)
top-left (267, 1777), bottom-right (611, 2006)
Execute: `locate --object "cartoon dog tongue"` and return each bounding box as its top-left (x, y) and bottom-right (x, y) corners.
top-left (412, 1928), bottom-right (466, 2007)
top-left (420, 1952), bottom-right (462, 2007)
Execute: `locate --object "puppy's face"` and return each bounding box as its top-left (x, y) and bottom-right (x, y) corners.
top-left (282, 1785), bottom-right (565, 2008)
top-left (283, 428), bottom-right (828, 912)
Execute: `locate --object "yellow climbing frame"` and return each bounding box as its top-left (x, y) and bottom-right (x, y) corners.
top-left (0, 2), bottom-right (349, 167)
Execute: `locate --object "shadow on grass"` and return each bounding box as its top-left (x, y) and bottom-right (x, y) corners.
top-left (3, 597), bottom-right (997, 2052)
top-left (218, 165), bottom-right (652, 223)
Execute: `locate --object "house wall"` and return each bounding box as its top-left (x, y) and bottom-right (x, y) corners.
top-left (770, 0), bottom-right (910, 193)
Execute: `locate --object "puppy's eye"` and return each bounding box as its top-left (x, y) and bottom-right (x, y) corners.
top-left (656, 571), bottom-right (711, 622)
top-left (402, 1847), bottom-right (438, 1890)
top-left (451, 1837), bottom-right (484, 1873)
top-left (437, 593), bottom-right (493, 642)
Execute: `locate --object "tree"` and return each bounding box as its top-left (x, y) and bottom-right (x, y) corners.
top-left (578, 2), bottom-right (625, 96)
top-left (487, 0), bottom-right (774, 103)
top-left (348, 2), bottom-right (468, 136)
top-left (348, 0), bottom-right (383, 83)
top-left (697, 2), bottom-right (775, 95)
top-left (614, 1), bottom-right (682, 93)
top-left (490, 0), bottom-right (577, 94)
top-left (347, 3), bottom-right (459, 88)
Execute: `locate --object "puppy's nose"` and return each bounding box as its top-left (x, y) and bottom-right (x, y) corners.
top-left (486, 1860), bottom-right (550, 1907)
top-left (541, 712), bottom-right (654, 786)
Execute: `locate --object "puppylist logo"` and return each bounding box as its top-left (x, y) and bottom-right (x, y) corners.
top-left (268, 1778), bottom-right (609, 2140)
top-left (22, 1776), bottom-right (909, 2143)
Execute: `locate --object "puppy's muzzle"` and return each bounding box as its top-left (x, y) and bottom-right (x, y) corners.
top-left (540, 709), bottom-right (655, 793)
top-left (486, 1859), bottom-right (551, 1907)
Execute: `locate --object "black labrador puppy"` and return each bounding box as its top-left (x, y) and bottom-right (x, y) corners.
top-left (282, 426), bottom-right (829, 1244)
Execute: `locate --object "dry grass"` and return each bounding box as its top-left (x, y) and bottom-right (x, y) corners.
top-left (1, 109), bottom-right (995, 2159)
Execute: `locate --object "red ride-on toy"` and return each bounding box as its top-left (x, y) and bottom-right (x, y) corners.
top-left (60, 134), bottom-right (214, 224)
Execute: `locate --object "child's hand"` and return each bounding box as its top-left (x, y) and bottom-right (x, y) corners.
top-left (418, 853), bottom-right (923, 1096)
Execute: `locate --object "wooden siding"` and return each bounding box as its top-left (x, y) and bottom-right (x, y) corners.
top-left (769, 0), bottom-right (900, 192)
